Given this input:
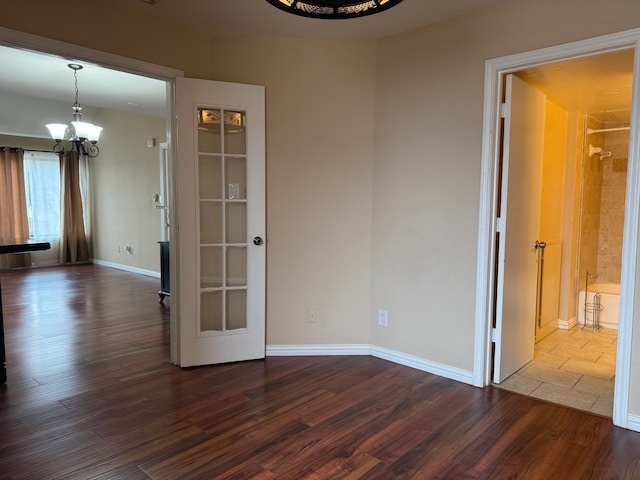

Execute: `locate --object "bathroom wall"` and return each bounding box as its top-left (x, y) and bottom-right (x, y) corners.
top-left (540, 101), bottom-right (567, 242)
top-left (538, 100), bottom-right (568, 335)
top-left (597, 130), bottom-right (629, 283)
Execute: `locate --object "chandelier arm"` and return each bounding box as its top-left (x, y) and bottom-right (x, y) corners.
top-left (86, 143), bottom-right (100, 158)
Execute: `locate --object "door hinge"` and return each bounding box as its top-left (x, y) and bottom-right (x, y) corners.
top-left (491, 328), bottom-right (497, 342)
top-left (500, 102), bottom-right (508, 119)
top-left (496, 217), bottom-right (505, 232)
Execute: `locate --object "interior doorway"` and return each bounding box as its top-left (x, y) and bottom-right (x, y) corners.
top-left (0, 25), bottom-right (182, 371)
top-left (493, 50), bottom-right (634, 416)
top-left (475, 29), bottom-right (640, 429)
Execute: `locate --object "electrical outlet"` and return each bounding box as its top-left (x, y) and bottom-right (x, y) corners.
top-left (307, 307), bottom-right (318, 323)
top-left (378, 309), bottom-right (388, 327)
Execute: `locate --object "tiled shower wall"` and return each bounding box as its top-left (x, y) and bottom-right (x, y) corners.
top-left (597, 130), bottom-right (629, 284)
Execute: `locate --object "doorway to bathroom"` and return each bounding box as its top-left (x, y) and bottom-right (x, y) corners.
top-left (475, 29), bottom-right (640, 428)
top-left (494, 50), bottom-right (633, 416)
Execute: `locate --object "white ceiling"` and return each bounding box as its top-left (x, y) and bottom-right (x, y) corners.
top-left (517, 49), bottom-right (635, 127)
top-left (0, 45), bottom-right (167, 138)
top-left (0, 0), bottom-right (634, 139)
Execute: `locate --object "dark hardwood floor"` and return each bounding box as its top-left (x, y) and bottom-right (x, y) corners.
top-left (1, 264), bottom-right (640, 479)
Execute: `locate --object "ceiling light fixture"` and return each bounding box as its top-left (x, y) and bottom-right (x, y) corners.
top-left (264, 0), bottom-right (404, 19)
top-left (46, 64), bottom-right (103, 158)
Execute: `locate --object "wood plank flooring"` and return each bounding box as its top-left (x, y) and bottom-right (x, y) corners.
top-left (1, 264), bottom-right (640, 479)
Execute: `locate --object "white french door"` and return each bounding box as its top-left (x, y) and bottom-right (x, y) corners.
top-left (493, 74), bottom-right (546, 383)
top-left (175, 77), bottom-right (266, 367)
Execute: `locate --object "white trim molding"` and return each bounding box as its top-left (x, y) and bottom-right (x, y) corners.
top-left (267, 344), bottom-right (475, 386)
top-left (0, 26), bottom-right (182, 80)
top-left (370, 345), bottom-right (474, 385)
top-left (92, 259), bottom-right (160, 279)
top-left (474, 28), bottom-right (640, 431)
top-left (267, 344), bottom-right (371, 356)
top-left (557, 317), bottom-right (577, 330)
top-left (627, 414), bottom-right (640, 432)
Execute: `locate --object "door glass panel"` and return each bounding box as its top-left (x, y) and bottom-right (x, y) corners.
top-left (224, 111), bottom-right (246, 155)
top-left (226, 203), bottom-right (247, 244)
top-left (197, 106), bottom-right (248, 334)
top-left (226, 290), bottom-right (247, 330)
top-left (199, 155), bottom-right (222, 199)
top-left (198, 109), bottom-right (222, 153)
top-left (201, 290), bottom-right (223, 331)
top-left (200, 202), bottom-right (222, 244)
top-left (200, 246), bottom-right (222, 288)
top-left (227, 247), bottom-right (247, 287)
top-left (226, 157), bottom-right (246, 199)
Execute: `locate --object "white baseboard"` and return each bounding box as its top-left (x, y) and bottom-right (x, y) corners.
top-left (626, 413), bottom-right (640, 433)
top-left (370, 345), bottom-right (475, 385)
top-left (266, 344), bottom-right (475, 386)
top-left (557, 316), bottom-right (577, 330)
top-left (266, 344), bottom-right (370, 356)
top-left (92, 259), bottom-right (160, 278)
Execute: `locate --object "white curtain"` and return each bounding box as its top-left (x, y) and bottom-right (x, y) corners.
top-left (23, 150), bottom-right (61, 266)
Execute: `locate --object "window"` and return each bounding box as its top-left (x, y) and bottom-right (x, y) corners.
top-left (23, 151), bottom-right (60, 240)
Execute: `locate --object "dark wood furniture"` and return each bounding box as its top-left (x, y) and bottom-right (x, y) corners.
top-left (0, 240), bottom-right (50, 383)
top-left (158, 241), bottom-right (170, 302)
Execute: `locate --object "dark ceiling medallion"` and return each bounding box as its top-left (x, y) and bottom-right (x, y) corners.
top-left (265, 0), bottom-right (405, 19)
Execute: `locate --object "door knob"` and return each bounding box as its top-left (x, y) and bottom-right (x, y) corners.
top-left (534, 240), bottom-right (547, 249)
top-left (253, 236), bottom-right (264, 246)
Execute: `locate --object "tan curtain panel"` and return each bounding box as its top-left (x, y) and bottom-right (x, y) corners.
top-left (59, 151), bottom-right (90, 264)
top-left (0, 147), bottom-right (31, 269)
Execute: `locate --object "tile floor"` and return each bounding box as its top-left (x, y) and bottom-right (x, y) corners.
top-left (496, 325), bottom-right (617, 417)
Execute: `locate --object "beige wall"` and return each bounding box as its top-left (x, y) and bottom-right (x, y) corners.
top-left (371, 0), bottom-right (640, 372)
top-left (539, 100), bottom-right (568, 334)
top-left (90, 108), bottom-right (166, 272)
top-left (1, 114), bottom-right (164, 275)
top-left (2, 0), bottom-right (640, 414)
top-left (370, 0), bottom-right (639, 403)
top-left (540, 101), bottom-right (568, 243)
top-left (0, 0), bottom-right (376, 347)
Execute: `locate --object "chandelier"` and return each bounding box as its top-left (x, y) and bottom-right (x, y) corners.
top-left (46, 64), bottom-right (103, 158)
top-left (264, 0), bottom-right (404, 19)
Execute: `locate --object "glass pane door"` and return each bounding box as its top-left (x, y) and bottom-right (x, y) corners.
top-left (198, 108), bottom-right (248, 333)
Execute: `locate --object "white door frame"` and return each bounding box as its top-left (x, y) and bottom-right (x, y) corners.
top-left (474, 28), bottom-right (640, 429)
top-left (0, 26), bottom-right (185, 364)
top-left (158, 142), bottom-right (170, 243)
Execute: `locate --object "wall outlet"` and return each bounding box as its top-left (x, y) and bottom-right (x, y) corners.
top-left (307, 307), bottom-right (318, 323)
top-left (378, 309), bottom-right (388, 327)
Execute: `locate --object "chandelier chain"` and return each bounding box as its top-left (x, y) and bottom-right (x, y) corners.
top-left (44, 63), bottom-right (102, 158)
top-left (73, 68), bottom-right (81, 111)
